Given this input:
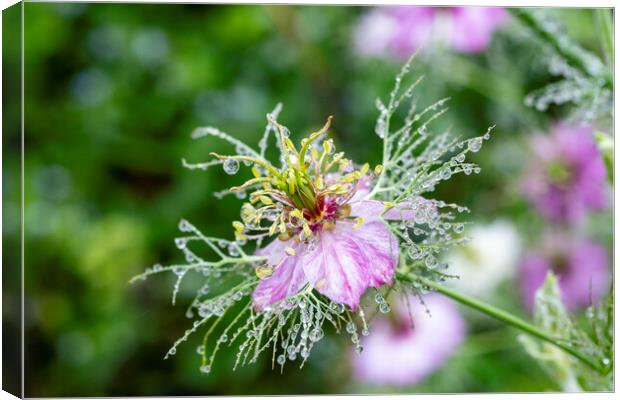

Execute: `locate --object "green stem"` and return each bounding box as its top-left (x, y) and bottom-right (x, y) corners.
top-left (509, 8), bottom-right (612, 89)
top-left (406, 274), bottom-right (605, 373)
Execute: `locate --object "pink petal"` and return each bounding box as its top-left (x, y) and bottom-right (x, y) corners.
top-left (349, 219), bottom-right (399, 287)
top-left (302, 220), bottom-right (398, 309)
top-left (252, 240), bottom-right (308, 311)
top-left (349, 199), bottom-right (416, 221)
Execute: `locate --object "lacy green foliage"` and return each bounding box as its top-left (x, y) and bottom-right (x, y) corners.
top-left (370, 55), bottom-right (493, 291)
top-left (519, 273), bottom-right (613, 391)
top-left (132, 55), bottom-right (490, 373)
top-left (511, 9), bottom-right (613, 127)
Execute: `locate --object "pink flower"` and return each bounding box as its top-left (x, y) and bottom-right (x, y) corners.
top-left (522, 123), bottom-right (608, 223)
top-left (252, 184), bottom-right (417, 310)
top-left (520, 234), bottom-right (610, 312)
top-left (353, 6), bottom-right (508, 59)
top-left (352, 293), bottom-right (466, 386)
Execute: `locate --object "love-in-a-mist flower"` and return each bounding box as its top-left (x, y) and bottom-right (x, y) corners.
top-left (131, 57), bottom-right (491, 374)
top-left (353, 6), bottom-right (508, 60)
top-left (522, 123), bottom-right (608, 223)
top-left (444, 220), bottom-right (520, 297)
top-left (352, 293), bottom-right (465, 386)
top-left (227, 117), bottom-right (408, 311)
top-left (520, 233), bottom-right (609, 312)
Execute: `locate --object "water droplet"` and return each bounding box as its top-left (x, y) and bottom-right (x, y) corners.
top-left (346, 322), bottom-right (356, 334)
top-left (223, 159), bottom-right (240, 175)
top-left (309, 328), bottom-right (324, 342)
top-left (602, 357), bottom-right (610, 365)
top-left (425, 255), bottom-right (438, 269)
top-left (453, 223), bottom-right (465, 234)
top-left (468, 138), bottom-right (482, 152)
top-left (330, 302), bottom-right (345, 314)
top-left (178, 219), bottom-right (191, 232)
top-left (169, 348), bottom-right (177, 356)
top-left (379, 302), bottom-right (391, 313)
top-left (276, 354), bottom-right (286, 365)
top-left (200, 365), bottom-right (211, 374)
top-left (374, 293), bottom-right (385, 304)
top-left (227, 244), bottom-right (240, 257)
top-left (175, 237), bottom-right (187, 249)
top-left (441, 167), bottom-right (452, 180)
top-left (196, 345), bottom-right (205, 355)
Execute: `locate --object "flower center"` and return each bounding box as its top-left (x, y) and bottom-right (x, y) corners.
top-left (547, 160), bottom-right (572, 186)
top-left (216, 116), bottom-right (379, 244)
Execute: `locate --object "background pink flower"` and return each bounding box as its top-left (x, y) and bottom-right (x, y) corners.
top-left (352, 293), bottom-right (466, 386)
top-left (520, 234), bottom-right (609, 311)
top-left (522, 123), bottom-right (608, 223)
top-left (353, 6), bottom-right (508, 59)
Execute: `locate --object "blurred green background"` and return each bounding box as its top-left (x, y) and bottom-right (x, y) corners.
top-left (1, 3), bottom-right (612, 396)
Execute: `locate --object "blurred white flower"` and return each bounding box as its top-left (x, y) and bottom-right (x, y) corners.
top-left (445, 220), bottom-right (520, 297)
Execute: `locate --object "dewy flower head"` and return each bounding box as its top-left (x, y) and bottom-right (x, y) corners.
top-left (131, 55), bottom-right (492, 374)
top-left (522, 122), bottom-right (608, 222)
top-left (209, 115), bottom-right (405, 310)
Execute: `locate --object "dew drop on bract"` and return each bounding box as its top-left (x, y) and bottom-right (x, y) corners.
top-left (468, 138), bottom-right (482, 152)
top-left (309, 328), bottom-right (324, 342)
top-left (223, 159), bottom-right (240, 175)
top-left (425, 254), bottom-right (438, 269)
top-left (178, 219), bottom-right (191, 232)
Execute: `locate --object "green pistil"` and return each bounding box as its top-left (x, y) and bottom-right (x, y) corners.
top-left (547, 161), bottom-right (571, 185)
top-left (279, 167), bottom-right (318, 214)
